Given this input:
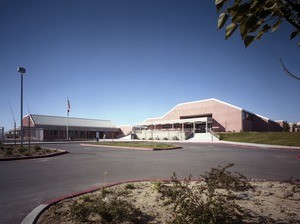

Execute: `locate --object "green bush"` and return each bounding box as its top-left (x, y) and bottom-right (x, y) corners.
top-left (69, 189), bottom-right (145, 223)
top-left (4, 149), bottom-right (13, 156)
top-left (159, 164), bottom-right (252, 224)
top-left (17, 145), bottom-right (26, 154)
top-left (33, 145), bottom-right (41, 152)
top-left (201, 163), bottom-right (253, 195)
top-left (124, 183), bottom-right (135, 190)
top-left (151, 180), bottom-right (164, 192)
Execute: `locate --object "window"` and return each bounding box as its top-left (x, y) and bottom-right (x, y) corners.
top-left (242, 111), bottom-right (253, 121)
top-left (50, 130), bottom-right (57, 135)
top-left (162, 124), bottom-right (171, 129)
top-left (174, 124), bottom-right (180, 129)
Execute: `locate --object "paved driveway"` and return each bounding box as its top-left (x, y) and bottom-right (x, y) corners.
top-left (0, 142), bottom-right (299, 224)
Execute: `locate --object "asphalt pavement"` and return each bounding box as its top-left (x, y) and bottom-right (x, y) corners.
top-left (0, 142), bottom-right (299, 224)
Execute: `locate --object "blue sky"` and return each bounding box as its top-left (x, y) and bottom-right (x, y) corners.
top-left (1, 0), bottom-right (299, 131)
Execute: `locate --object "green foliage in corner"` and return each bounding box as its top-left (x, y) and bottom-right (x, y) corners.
top-left (215, 0), bottom-right (300, 47)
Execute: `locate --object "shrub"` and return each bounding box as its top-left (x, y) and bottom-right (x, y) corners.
top-left (33, 145), bottom-right (41, 152)
top-left (69, 199), bottom-right (92, 223)
top-left (17, 145), bottom-right (26, 154)
top-left (201, 163), bottom-right (253, 195)
top-left (4, 149), bottom-right (13, 156)
top-left (151, 180), bottom-right (164, 192)
top-left (24, 151), bottom-right (32, 156)
top-left (124, 183), bottom-right (135, 190)
top-left (159, 164), bottom-right (252, 224)
top-left (69, 189), bottom-right (144, 223)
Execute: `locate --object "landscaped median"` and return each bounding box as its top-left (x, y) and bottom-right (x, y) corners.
top-left (0, 144), bottom-right (68, 161)
top-left (81, 141), bottom-right (182, 151)
top-left (35, 164), bottom-right (300, 224)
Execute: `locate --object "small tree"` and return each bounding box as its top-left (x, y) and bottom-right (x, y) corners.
top-left (8, 103), bottom-right (17, 145)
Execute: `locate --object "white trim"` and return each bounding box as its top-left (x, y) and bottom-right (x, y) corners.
top-left (141, 98), bottom-right (281, 124)
top-left (143, 98), bottom-right (243, 122)
top-left (255, 113), bottom-right (270, 121)
top-left (211, 98), bottom-right (242, 111)
top-left (118, 125), bottom-right (132, 128)
top-left (140, 117), bottom-right (213, 126)
top-left (142, 116), bottom-right (164, 123)
top-left (23, 114), bottom-right (35, 126)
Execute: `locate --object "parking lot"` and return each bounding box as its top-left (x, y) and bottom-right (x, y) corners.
top-left (0, 142), bottom-right (299, 224)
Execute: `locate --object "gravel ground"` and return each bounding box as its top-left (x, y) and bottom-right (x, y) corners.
top-left (37, 180), bottom-right (300, 224)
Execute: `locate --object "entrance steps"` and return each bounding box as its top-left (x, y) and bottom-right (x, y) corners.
top-left (186, 133), bottom-right (219, 142)
top-left (119, 134), bottom-right (133, 140)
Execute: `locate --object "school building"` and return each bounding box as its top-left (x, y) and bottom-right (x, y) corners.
top-left (21, 114), bottom-right (119, 141)
top-left (134, 98), bottom-right (286, 141)
top-left (6, 98), bottom-right (294, 142)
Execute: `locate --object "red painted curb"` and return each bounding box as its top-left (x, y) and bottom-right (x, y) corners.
top-left (43, 178), bottom-right (169, 205)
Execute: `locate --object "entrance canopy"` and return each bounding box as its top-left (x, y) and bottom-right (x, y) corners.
top-left (139, 117), bottom-right (213, 126)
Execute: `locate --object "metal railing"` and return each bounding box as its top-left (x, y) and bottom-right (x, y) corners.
top-left (207, 128), bottom-right (220, 139)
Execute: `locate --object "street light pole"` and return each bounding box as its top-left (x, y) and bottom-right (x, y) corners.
top-left (18, 67), bottom-right (26, 146)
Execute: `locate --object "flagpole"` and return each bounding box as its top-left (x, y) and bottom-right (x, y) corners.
top-left (66, 111), bottom-right (69, 140)
top-left (66, 97), bottom-right (69, 140)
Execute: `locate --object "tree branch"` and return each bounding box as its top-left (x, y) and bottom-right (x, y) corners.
top-left (281, 1), bottom-right (300, 30)
top-left (279, 59), bottom-right (300, 81)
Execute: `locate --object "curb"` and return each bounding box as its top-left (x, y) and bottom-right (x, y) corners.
top-left (153, 146), bottom-right (182, 151)
top-left (0, 149), bottom-right (69, 161)
top-left (80, 143), bottom-right (182, 151)
top-left (21, 204), bottom-right (48, 224)
top-left (215, 141), bottom-right (300, 151)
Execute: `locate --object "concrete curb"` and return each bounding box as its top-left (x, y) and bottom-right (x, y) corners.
top-left (80, 143), bottom-right (182, 151)
top-left (216, 141), bottom-right (300, 151)
top-left (21, 204), bottom-right (48, 224)
top-left (0, 149), bottom-right (69, 161)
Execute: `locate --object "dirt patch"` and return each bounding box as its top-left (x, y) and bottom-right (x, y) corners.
top-left (37, 180), bottom-right (300, 224)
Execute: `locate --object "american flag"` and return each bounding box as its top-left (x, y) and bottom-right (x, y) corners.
top-left (67, 99), bottom-right (70, 113)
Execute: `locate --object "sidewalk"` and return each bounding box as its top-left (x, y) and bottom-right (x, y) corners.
top-left (216, 140), bottom-right (300, 150)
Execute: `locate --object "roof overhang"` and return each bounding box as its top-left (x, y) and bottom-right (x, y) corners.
top-left (139, 117), bottom-right (213, 126)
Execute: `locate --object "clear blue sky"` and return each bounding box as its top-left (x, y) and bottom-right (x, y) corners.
top-left (1, 0), bottom-right (299, 131)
